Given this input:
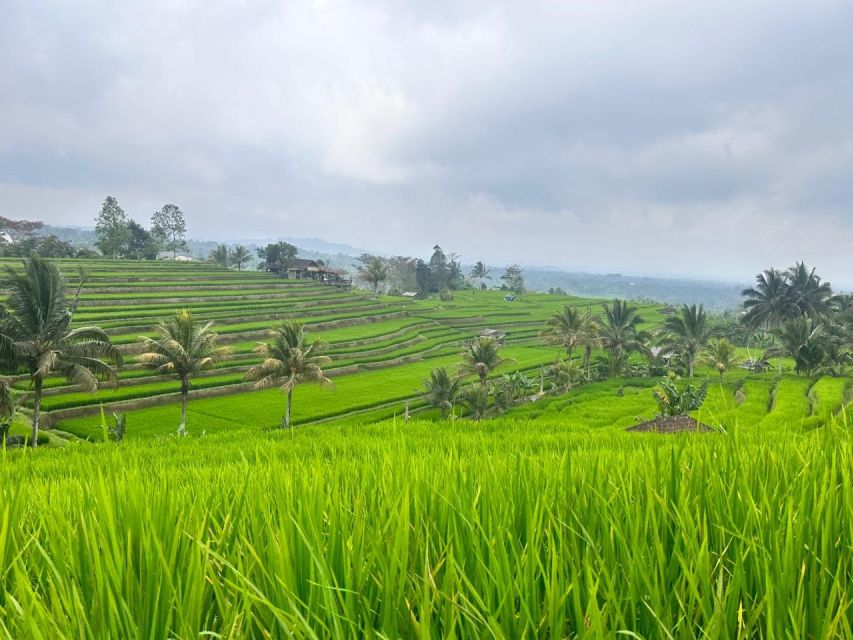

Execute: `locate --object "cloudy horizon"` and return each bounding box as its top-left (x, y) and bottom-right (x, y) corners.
top-left (1, 0), bottom-right (851, 285)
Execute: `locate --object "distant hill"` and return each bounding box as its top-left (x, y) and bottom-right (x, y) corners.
top-left (520, 268), bottom-right (745, 311)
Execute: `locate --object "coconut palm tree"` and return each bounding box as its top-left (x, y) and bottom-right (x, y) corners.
top-left (460, 336), bottom-right (514, 386)
top-left (228, 245), bottom-right (251, 271)
top-left (208, 244), bottom-right (229, 268)
top-left (785, 262), bottom-right (833, 321)
top-left (548, 357), bottom-right (581, 394)
top-left (702, 338), bottom-right (741, 379)
top-left (597, 299), bottom-right (644, 376)
top-left (741, 268), bottom-right (794, 330)
top-left (469, 261), bottom-right (491, 298)
top-left (462, 384), bottom-right (490, 420)
top-left (245, 320), bottom-right (332, 429)
top-left (658, 304), bottom-right (712, 377)
top-left (0, 379), bottom-right (15, 444)
top-left (0, 257), bottom-right (121, 447)
top-left (137, 310), bottom-right (230, 432)
top-left (769, 317), bottom-right (826, 377)
top-left (422, 367), bottom-right (462, 418)
top-left (541, 305), bottom-right (597, 361)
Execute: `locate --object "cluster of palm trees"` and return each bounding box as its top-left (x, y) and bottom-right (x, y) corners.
top-left (0, 257), bottom-right (331, 447)
top-left (207, 244), bottom-right (252, 271)
top-left (422, 336), bottom-right (531, 419)
top-left (741, 263), bottom-right (851, 376)
top-left (137, 314), bottom-right (332, 432)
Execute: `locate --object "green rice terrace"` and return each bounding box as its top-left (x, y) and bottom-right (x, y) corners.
top-left (0, 257), bottom-right (850, 638)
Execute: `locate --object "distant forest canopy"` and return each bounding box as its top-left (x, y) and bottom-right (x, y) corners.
top-left (1, 202), bottom-right (845, 311)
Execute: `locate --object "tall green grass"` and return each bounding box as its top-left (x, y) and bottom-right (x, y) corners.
top-left (0, 414), bottom-right (850, 638)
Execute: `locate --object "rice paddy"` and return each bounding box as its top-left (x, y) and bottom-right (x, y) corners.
top-left (1, 258), bottom-right (850, 637)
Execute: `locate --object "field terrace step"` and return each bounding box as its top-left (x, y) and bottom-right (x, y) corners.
top-left (43, 348), bottom-right (558, 428)
top-left (79, 281), bottom-right (324, 294)
top-left (102, 301), bottom-right (399, 338)
top-left (74, 294), bottom-right (360, 324)
top-left (76, 289), bottom-right (334, 307)
top-left (112, 310), bottom-right (412, 354)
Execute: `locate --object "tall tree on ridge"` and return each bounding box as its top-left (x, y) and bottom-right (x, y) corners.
top-left (95, 196), bottom-right (130, 259)
top-left (151, 204), bottom-right (188, 259)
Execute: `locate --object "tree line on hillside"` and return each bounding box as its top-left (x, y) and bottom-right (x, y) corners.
top-left (353, 245), bottom-right (526, 297)
top-left (0, 257), bottom-right (849, 448)
top-left (94, 196), bottom-right (189, 259)
top-left (0, 217), bottom-right (94, 258)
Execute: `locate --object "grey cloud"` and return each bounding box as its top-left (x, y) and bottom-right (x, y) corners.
top-left (0, 0), bottom-right (851, 285)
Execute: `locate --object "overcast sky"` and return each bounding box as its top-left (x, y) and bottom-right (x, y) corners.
top-left (1, 0), bottom-right (851, 284)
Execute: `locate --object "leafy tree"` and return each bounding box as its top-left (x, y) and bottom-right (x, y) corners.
top-left (12, 235), bottom-right (76, 258)
top-left (652, 376), bottom-right (708, 417)
top-left (500, 264), bottom-right (525, 294)
top-left (0, 216), bottom-right (44, 244)
top-left (428, 245), bottom-right (449, 292)
top-left (256, 241), bottom-right (298, 274)
top-left (229, 245), bottom-right (251, 271)
top-left (598, 299), bottom-right (644, 376)
top-left (387, 256), bottom-right (418, 293)
top-left (151, 204), bottom-right (188, 259)
top-left (658, 304), bottom-right (711, 377)
top-left (415, 259), bottom-right (431, 295)
top-left (702, 338), bottom-right (741, 379)
top-left (95, 196), bottom-right (130, 259)
top-left (208, 244), bottom-right (229, 268)
top-left (356, 254), bottom-right (389, 294)
top-left (460, 336), bottom-right (514, 386)
top-left (0, 257), bottom-right (121, 447)
top-left (245, 320), bottom-right (332, 429)
top-left (137, 310), bottom-right (230, 432)
top-left (123, 220), bottom-right (158, 260)
top-left (469, 261), bottom-right (491, 297)
top-left (421, 367), bottom-right (462, 418)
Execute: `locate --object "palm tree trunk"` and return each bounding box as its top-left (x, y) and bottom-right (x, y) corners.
top-left (688, 358), bottom-right (694, 377)
top-left (180, 392), bottom-right (188, 430)
top-left (284, 388), bottom-right (293, 429)
top-left (583, 345), bottom-right (592, 380)
top-left (31, 377), bottom-right (43, 448)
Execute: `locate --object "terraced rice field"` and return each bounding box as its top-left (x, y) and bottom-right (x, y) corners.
top-left (2, 259), bottom-right (851, 637)
top-left (0, 259), bottom-right (646, 437)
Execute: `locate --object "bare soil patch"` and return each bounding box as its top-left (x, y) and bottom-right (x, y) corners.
top-left (627, 415), bottom-right (714, 433)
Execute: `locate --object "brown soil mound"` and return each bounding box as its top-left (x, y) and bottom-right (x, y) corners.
top-left (627, 415), bottom-right (714, 433)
